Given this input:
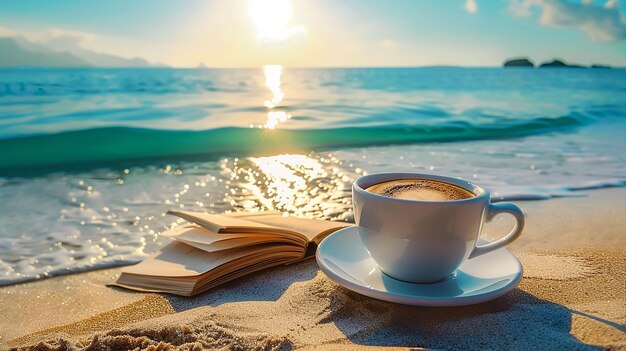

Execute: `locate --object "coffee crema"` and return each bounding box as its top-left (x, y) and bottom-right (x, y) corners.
top-left (365, 179), bottom-right (474, 201)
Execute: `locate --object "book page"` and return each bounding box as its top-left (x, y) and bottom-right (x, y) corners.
top-left (163, 224), bottom-right (306, 250)
top-left (237, 214), bottom-right (350, 243)
top-left (168, 210), bottom-right (350, 244)
top-left (178, 237), bottom-right (293, 252)
top-left (168, 210), bottom-right (300, 236)
top-left (228, 211), bottom-right (282, 218)
top-left (162, 224), bottom-right (276, 243)
top-left (115, 243), bottom-right (305, 295)
top-left (122, 241), bottom-right (285, 277)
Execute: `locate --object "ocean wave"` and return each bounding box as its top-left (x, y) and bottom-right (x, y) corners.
top-left (0, 114), bottom-right (587, 173)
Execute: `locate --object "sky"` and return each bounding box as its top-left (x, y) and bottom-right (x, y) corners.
top-left (0, 0), bottom-right (625, 67)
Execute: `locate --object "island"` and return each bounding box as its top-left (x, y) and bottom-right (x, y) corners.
top-left (538, 59), bottom-right (584, 68)
top-left (503, 57), bottom-right (534, 68)
top-left (503, 57), bottom-right (612, 69)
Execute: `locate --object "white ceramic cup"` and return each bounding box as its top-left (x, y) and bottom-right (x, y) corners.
top-left (353, 172), bottom-right (525, 284)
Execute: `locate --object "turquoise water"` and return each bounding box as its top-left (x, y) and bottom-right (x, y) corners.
top-left (0, 67), bottom-right (625, 284)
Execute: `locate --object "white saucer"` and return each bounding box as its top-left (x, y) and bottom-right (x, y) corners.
top-left (316, 226), bottom-right (523, 307)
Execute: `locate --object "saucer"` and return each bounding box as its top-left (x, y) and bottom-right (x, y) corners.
top-left (316, 226), bottom-right (523, 306)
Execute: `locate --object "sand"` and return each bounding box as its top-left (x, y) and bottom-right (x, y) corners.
top-left (2, 188), bottom-right (625, 350)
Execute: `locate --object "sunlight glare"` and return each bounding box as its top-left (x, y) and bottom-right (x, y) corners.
top-left (248, 0), bottom-right (305, 43)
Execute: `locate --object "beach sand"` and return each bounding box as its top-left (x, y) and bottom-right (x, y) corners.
top-left (2, 188), bottom-right (625, 350)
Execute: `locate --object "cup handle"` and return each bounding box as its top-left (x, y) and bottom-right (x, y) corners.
top-left (469, 202), bottom-right (525, 259)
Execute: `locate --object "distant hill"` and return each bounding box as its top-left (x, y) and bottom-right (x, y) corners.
top-left (0, 38), bottom-right (90, 67)
top-left (69, 48), bottom-right (153, 67)
top-left (0, 36), bottom-right (158, 68)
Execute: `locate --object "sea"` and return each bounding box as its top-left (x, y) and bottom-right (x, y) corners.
top-left (0, 66), bottom-right (624, 285)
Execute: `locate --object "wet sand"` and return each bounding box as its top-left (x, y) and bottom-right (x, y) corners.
top-left (2, 188), bottom-right (625, 350)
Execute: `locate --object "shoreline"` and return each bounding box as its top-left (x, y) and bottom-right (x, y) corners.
top-left (2, 183), bottom-right (625, 289)
top-left (3, 188), bottom-right (626, 349)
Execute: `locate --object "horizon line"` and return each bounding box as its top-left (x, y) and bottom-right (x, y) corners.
top-left (0, 64), bottom-right (624, 70)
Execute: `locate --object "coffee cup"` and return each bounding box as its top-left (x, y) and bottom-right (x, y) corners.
top-left (352, 172), bottom-right (525, 284)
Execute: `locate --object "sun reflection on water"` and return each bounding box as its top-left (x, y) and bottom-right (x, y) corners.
top-left (262, 65), bottom-right (291, 129)
top-left (250, 155), bottom-right (328, 212)
top-left (263, 65), bottom-right (284, 108)
top-left (219, 154), bottom-right (355, 221)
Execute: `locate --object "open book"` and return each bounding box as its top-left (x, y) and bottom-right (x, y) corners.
top-left (114, 210), bottom-right (349, 296)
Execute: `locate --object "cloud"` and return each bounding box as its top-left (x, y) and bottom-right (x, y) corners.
top-left (0, 26), bottom-right (43, 42)
top-left (509, 0), bottom-right (626, 42)
top-left (0, 27), bottom-right (17, 37)
top-left (465, 0), bottom-right (478, 14)
top-left (43, 29), bottom-right (95, 51)
top-left (509, 0), bottom-right (533, 16)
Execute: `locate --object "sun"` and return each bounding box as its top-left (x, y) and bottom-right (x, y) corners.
top-left (248, 0), bottom-right (304, 43)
